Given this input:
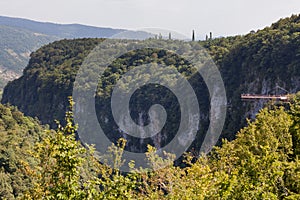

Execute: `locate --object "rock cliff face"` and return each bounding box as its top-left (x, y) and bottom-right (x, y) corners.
top-left (2, 15), bottom-right (300, 153)
top-left (241, 77), bottom-right (300, 120)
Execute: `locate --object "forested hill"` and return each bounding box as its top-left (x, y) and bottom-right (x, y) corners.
top-left (2, 14), bottom-right (300, 149)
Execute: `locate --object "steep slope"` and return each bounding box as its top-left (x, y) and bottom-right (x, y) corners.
top-left (0, 25), bottom-right (57, 88)
top-left (2, 14), bottom-right (300, 150)
top-left (0, 104), bottom-right (47, 199)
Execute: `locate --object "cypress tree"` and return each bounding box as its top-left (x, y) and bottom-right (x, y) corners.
top-left (192, 30), bottom-right (195, 41)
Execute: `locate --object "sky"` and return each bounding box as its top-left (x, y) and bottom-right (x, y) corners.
top-left (1, 0), bottom-right (300, 39)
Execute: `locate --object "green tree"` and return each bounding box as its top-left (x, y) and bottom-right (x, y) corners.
top-left (23, 97), bottom-right (99, 200)
top-left (289, 93), bottom-right (300, 157)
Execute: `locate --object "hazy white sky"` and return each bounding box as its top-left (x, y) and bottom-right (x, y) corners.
top-left (1, 0), bottom-right (300, 39)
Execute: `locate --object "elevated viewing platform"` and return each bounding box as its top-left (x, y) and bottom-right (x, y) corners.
top-left (241, 94), bottom-right (290, 101)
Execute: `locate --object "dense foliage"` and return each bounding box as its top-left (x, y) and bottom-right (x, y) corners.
top-left (1, 96), bottom-right (300, 199)
top-left (2, 14), bottom-right (300, 198)
top-left (0, 103), bottom-right (47, 199)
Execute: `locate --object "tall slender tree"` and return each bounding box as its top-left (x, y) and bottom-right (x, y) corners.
top-left (192, 30), bottom-right (195, 41)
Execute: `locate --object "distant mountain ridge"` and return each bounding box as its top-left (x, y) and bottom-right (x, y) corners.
top-left (0, 16), bottom-right (153, 89)
top-left (0, 16), bottom-right (125, 38)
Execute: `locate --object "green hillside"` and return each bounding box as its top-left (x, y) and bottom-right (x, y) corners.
top-left (3, 14), bottom-right (300, 144)
top-left (0, 104), bottom-right (47, 198)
